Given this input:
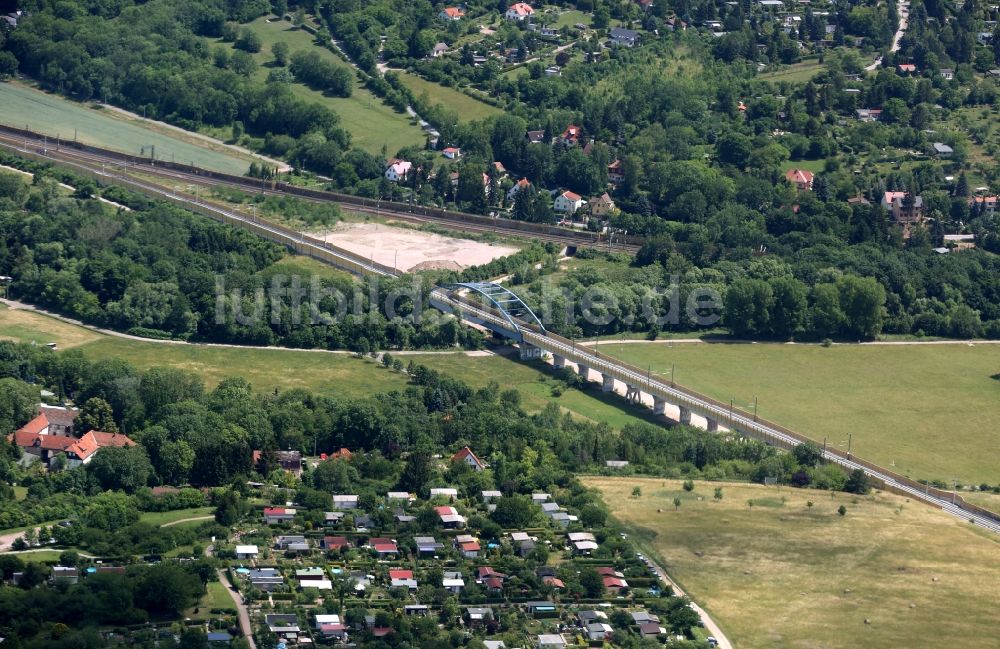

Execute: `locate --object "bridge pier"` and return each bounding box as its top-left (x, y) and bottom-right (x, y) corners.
top-left (552, 354), bottom-right (566, 369)
top-left (602, 373), bottom-right (615, 393)
top-left (678, 406), bottom-right (692, 426)
top-left (706, 418), bottom-right (719, 432)
top-left (653, 396), bottom-right (667, 415)
top-left (519, 343), bottom-right (543, 360)
top-left (578, 364), bottom-right (590, 380)
top-left (625, 385), bottom-right (641, 404)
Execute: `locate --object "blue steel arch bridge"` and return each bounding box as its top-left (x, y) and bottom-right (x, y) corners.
top-left (431, 282), bottom-right (544, 344)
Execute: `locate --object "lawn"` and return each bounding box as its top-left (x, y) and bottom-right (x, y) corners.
top-left (781, 158), bottom-right (827, 173)
top-left (551, 9), bottom-right (592, 28)
top-left (602, 342), bottom-right (1000, 484)
top-left (0, 303), bottom-right (104, 348)
top-left (0, 81), bottom-right (254, 174)
top-left (138, 507), bottom-right (215, 527)
top-left (77, 337), bottom-right (410, 396)
top-left (233, 16), bottom-right (425, 154)
top-left (393, 72), bottom-right (502, 122)
top-left (758, 60), bottom-right (826, 84)
top-left (586, 476), bottom-right (1000, 649)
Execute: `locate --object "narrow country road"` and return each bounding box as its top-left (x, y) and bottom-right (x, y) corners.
top-left (160, 515), bottom-right (215, 528)
top-left (206, 544), bottom-right (257, 649)
top-left (866, 1), bottom-right (909, 70)
top-left (640, 551), bottom-right (733, 649)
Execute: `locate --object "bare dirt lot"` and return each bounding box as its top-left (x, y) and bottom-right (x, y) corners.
top-left (314, 222), bottom-right (519, 272)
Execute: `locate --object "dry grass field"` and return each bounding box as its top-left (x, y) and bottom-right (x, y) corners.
top-left (586, 476), bottom-right (1000, 649)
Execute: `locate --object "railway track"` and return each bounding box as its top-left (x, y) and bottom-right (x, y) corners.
top-left (0, 131), bottom-right (639, 253)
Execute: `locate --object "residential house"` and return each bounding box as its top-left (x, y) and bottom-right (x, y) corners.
top-left (63, 431), bottom-right (136, 468)
top-left (785, 168), bottom-right (814, 191)
top-left (558, 124), bottom-right (581, 146)
top-left (369, 537), bottom-right (398, 557)
top-left (331, 494), bottom-right (359, 510)
top-left (385, 159), bottom-right (412, 182)
top-left (322, 535), bottom-right (351, 551)
top-left (247, 568), bottom-right (283, 592)
top-left (324, 511), bottom-right (344, 525)
top-left (506, 3), bottom-right (534, 21)
top-left (252, 449), bottom-right (302, 475)
top-left (639, 623), bottom-right (667, 637)
top-left (881, 191), bottom-right (926, 234)
top-left (390, 569), bottom-right (418, 590)
top-left (405, 604), bottom-right (430, 616)
top-left (316, 614), bottom-right (348, 640)
top-left (52, 566), bottom-right (78, 584)
top-left (484, 641), bottom-right (506, 649)
top-left (897, 63), bottom-right (917, 74)
top-left (452, 446), bottom-right (486, 471)
top-left (933, 142), bottom-right (953, 158)
top-left (540, 502), bottom-right (561, 515)
top-left (586, 623), bottom-right (614, 641)
top-left (276, 535), bottom-right (310, 553)
top-left (429, 487), bottom-right (458, 499)
top-left (758, 0), bottom-right (784, 8)
top-left (442, 146), bottom-right (461, 159)
top-left (439, 7), bottom-right (465, 20)
top-left (577, 610), bottom-right (609, 627)
top-left (465, 607), bottom-right (494, 627)
top-left (940, 68), bottom-right (954, 80)
top-left (606, 460), bottom-right (629, 468)
top-left (263, 507), bottom-right (296, 525)
top-left (415, 536), bottom-right (444, 555)
top-left (235, 544), bottom-right (259, 559)
top-left (603, 575), bottom-right (629, 592)
top-left (551, 511), bottom-right (578, 526)
top-left (432, 42), bottom-right (449, 58)
top-left (387, 491), bottom-right (414, 503)
top-left (492, 161), bottom-right (508, 177)
top-left (855, 108), bottom-right (882, 122)
top-left (554, 190), bottom-right (585, 214)
top-left (526, 130), bottom-right (546, 144)
top-left (507, 177), bottom-right (532, 200)
top-left (970, 195), bottom-right (998, 215)
top-left (532, 493), bottom-right (551, 503)
top-left (544, 66), bottom-right (562, 77)
top-left (455, 534), bottom-right (480, 558)
top-left (265, 614), bottom-right (300, 637)
top-left (481, 490), bottom-right (502, 502)
top-left (443, 571), bottom-right (465, 592)
top-left (354, 514), bottom-right (374, 530)
top-left (296, 567), bottom-right (326, 582)
top-left (631, 611), bottom-right (660, 625)
top-left (537, 634), bottom-right (567, 648)
top-left (543, 575), bottom-right (565, 588)
top-left (436, 505), bottom-right (467, 528)
top-left (607, 159), bottom-right (624, 185)
top-left (590, 192), bottom-right (617, 217)
top-left (39, 405), bottom-right (78, 435)
top-left (610, 27), bottom-right (640, 47)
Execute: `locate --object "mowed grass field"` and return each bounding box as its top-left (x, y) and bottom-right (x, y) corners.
top-left (393, 72), bottom-right (502, 122)
top-left (587, 476), bottom-right (1000, 649)
top-left (605, 342), bottom-right (1000, 484)
top-left (138, 507), bottom-right (215, 527)
top-left (758, 60), bottom-right (826, 84)
top-left (0, 82), bottom-right (253, 174)
top-left (1, 297), bottom-right (660, 429)
top-left (230, 16), bottom-right (425, 154)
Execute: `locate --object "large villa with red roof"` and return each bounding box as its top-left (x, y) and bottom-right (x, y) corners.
top-left (7, 406), bottom-right (135, 469)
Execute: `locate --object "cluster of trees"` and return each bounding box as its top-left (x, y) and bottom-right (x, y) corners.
top-left (0, 558), bottom-right (216, 646)
top-left (289, 49), bottom-right (354, 97)
top-left (0, 167), bottom-right (483, 350)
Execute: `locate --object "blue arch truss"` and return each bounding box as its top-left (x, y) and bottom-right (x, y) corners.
top-left (443, 282), bottom-right (545, 338)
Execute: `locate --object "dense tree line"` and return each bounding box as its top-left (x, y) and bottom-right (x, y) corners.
top-left (0, 168), bottom-right (483, 350)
